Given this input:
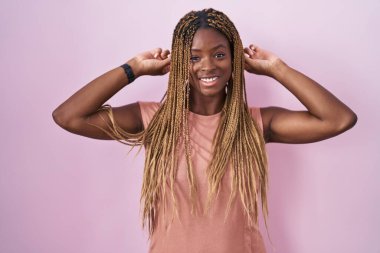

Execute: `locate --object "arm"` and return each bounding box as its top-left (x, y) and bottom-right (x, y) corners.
top-left (52, 48), bottom-right (171, 139)
top-left (244, 44), bottom-right (357, 144)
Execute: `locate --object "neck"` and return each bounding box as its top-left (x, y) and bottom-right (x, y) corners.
top-left (189, 92), bottom-right (226, 115)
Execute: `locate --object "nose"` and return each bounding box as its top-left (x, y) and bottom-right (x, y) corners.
top-left (200, 57), bottom-right (216, 71)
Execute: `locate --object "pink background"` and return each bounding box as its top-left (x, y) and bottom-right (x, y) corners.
top-left (1, 0), bottom-right (379, 252)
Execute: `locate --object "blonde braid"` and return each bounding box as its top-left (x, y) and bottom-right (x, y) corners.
top-left (96, 8), bottom-right (269, 237)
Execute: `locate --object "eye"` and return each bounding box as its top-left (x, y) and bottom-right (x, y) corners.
top-left (190, 56), bottom-right (200, 62)
top-left (215, 53), bottom-right (226, 59)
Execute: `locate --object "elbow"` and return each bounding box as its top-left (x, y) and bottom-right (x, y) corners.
top-left (52, 108), bottom-right (65, 128)
top-left (349, 112), bottom-right (358, 128)
top-left (334, 111), bottom-right (358, 134)
top-left (52, 107), bottom-right (73, 130)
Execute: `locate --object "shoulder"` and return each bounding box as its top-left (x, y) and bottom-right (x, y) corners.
top-left (137, 101), bottom-right (161, 129)
top-left (258, 106), bottom-right (291, 143)
top-left (248, 106), bottom-right (263, 131)
top-left (138, 101), bottom-right (161, 113)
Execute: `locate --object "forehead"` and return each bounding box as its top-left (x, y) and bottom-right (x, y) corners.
top-left (191, 28), bottom-right (230, 51)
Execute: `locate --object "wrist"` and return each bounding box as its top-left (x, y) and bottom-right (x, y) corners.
top-left (125, 58), bottom-right (142, 79)
top-left (269, 59), bottom-right (288, 81)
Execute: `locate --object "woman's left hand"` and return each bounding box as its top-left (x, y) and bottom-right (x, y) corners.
top-left (244, 44), bottom-right (357, 144)
top-left (244, 44), bottom-right (282, 77)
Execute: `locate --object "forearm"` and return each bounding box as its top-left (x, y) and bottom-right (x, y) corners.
top-left (52, 60), bottom-right (139, 126)
top-left (271, 60), bottom-right (357, 125)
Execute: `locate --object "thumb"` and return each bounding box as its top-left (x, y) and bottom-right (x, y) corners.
top-left (156, 56), bottom-right (171, 74)
top-left (156, 56), bottom-right (171, 68)
top-left (245, 55), bottom-right (264, 68)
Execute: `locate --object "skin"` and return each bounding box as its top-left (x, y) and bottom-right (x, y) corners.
top-left (52, 27), bottom-right (357, 143)
top-left (188, 28), bottom-right (232, 115)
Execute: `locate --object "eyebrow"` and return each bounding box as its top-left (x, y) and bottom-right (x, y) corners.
top-left (191, 44), bottom-right (227, 52)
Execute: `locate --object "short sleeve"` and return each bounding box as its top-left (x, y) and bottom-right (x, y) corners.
top-left (138, 101), bottom-right (161, 129)
top-left (249, 107), bottom-right (263, 132)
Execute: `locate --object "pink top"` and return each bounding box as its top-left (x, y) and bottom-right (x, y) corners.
top-left (139, 101), bottom-right (266, 253)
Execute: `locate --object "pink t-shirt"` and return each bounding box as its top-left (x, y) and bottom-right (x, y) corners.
top-left (139, 101), bottom-right (266, 253)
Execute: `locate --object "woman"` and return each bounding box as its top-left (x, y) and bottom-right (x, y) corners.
top-left (53, 8), bottom-right (357, 253)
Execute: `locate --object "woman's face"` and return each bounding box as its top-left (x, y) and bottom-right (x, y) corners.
top-left (189, 28), bottom-right (232, 99)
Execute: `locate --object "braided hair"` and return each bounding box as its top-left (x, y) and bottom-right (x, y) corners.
top-left (98, 8), bottom-right (268, 237)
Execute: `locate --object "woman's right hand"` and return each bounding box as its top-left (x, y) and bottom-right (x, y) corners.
top-left (53, 47), bottom-right (171, 139)
top-left (128, 48), bottom-right (171, 77)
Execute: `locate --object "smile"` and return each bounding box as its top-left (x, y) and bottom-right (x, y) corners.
top-left (199, 76), bottom-right (219, 83)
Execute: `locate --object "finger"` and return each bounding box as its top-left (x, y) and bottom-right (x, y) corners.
top-left (244, 58), bottom-right (255, 72)
top-left (243, 47), bottom-right (253, 55)
top-left (157, 56), bottom-right (171, 68)
top-left (249, 44), bottom-right (258, 51)
top-left (243, 47), bottom-right (255, 58)
top-left (160, 58), bottom-right (171, 74)
top-left (244, 55), bottom-right (253, 70)
top-left (244, 55), bottom-right (261, 69)
top-left (154, 48), bottom-right (163, 58)
top-left (163, 64), bottom-right (171, 74)
top-left (162, 56), bottom-right (171, 65)
top-left (161, 49), bottom-right (170, 59)
top-left (250, 45), bottom-right (262, 57)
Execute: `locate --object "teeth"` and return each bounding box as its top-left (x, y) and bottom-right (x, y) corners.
top-left (201, 77), bottom-right (218, 82)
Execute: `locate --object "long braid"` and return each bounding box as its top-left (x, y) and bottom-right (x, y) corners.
top-left (96, 8), bottom-right (269, 238)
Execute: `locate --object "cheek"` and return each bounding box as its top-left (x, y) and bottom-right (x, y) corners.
top-left (223, 62), bottom-right (233, 78)
top-left (190, 63), bottom-right (199, 74)
top-left (189, 64), bottom-right (199, 83)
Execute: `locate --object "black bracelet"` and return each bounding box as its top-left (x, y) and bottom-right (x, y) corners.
top-left (120, 63), bottom-right (135, 84)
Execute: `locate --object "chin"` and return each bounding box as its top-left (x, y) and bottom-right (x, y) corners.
top-left (199, 88), bottom-right (226, 97)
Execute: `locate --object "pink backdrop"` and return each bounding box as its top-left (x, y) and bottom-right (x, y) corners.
top-left (1, 0), bottom-right (379, 252)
